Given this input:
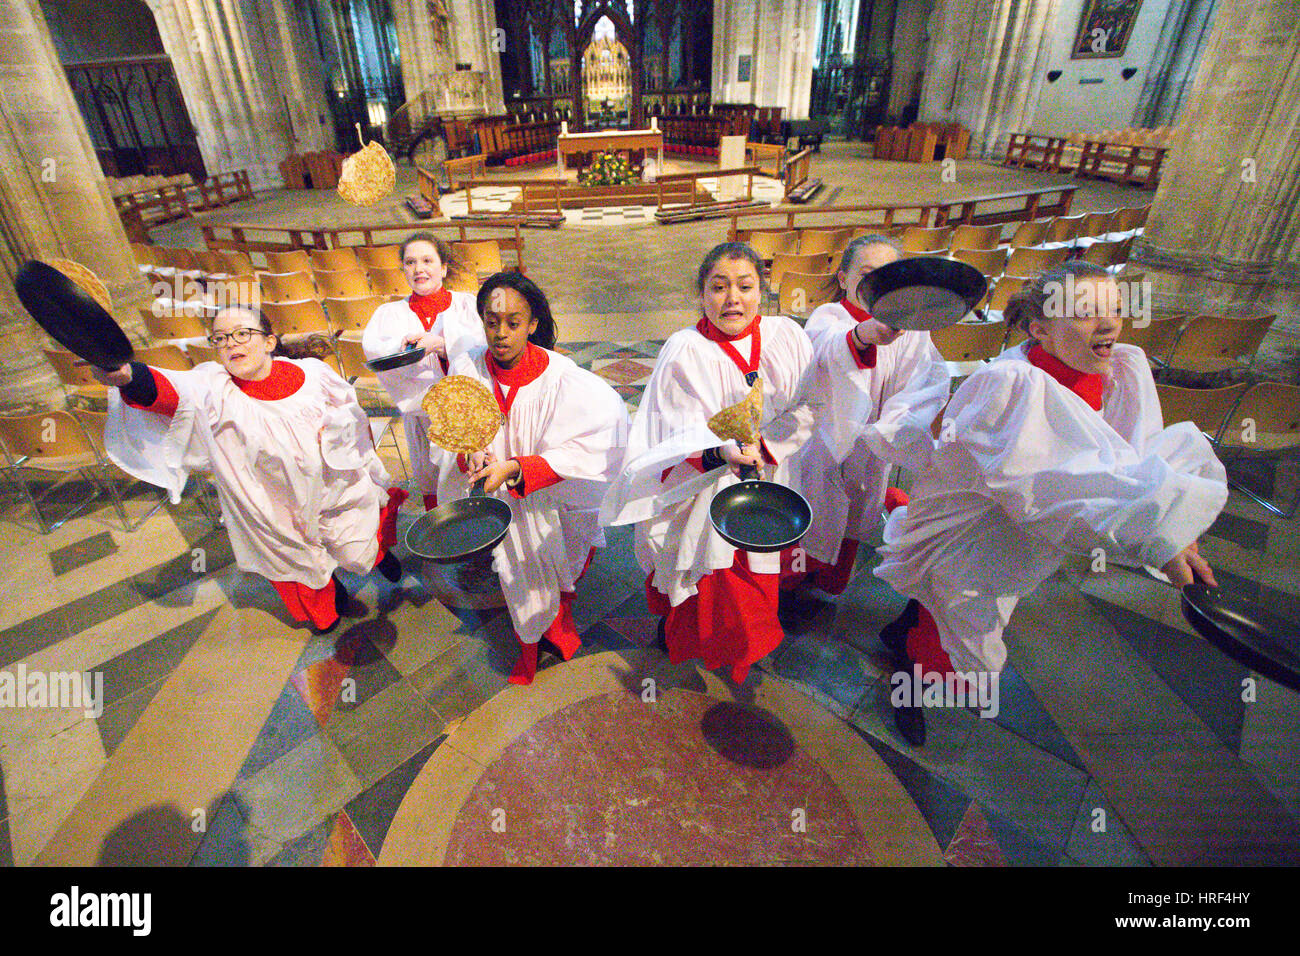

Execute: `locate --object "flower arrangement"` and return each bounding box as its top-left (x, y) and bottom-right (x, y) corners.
top-left (580, 150), bottom-right (638, 187)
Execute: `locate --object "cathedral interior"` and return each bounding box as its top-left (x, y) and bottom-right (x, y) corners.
top-left (0, 0), bottom-right (1297, 878)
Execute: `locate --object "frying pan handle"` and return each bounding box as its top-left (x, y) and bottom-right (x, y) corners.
top-left (738, 463), bottom-right (760, 481)
top-left (469, 476), bottom-right (487, 496)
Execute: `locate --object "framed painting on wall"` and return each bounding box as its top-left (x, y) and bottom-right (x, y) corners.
top-left (737, 54), bottom-right (752, 83)
top-left (1071, 0), bottom-right (1144, 59)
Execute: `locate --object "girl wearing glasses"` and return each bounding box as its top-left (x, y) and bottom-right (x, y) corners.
top-left (362, 233), bottom-right (484, 511)
top-left (92, 306), bottom-right (406, 634)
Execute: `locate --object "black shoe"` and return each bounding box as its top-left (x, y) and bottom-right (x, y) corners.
top-left (332, 574), bottom-right (349, 615)
top-left (889, 650), bottom-right (926, 747)
top-left (879, 599), bottom-right (920, 657)
top-left (655, 617), bottom-right (669, 653)
top-left (377, 551), bottom-right (402, 583)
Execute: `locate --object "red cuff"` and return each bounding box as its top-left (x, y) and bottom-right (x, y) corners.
top-left (508, 455), bottom-right (561, 498)
top-left (759, 439), bottom-right (777, 465)
top-left (457, 453), bottom-right (468, 473)
top-left (124, 367), bottom-right (179, 417)
top-left (846, 329), bottom-right (877, 369)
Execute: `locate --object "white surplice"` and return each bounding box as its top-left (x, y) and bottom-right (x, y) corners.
top-left (434, 346), bottom-right (629, 643)
top-left (105, 359), bottom-right (392, 589)
top-left (361, 292), bottom-right (484, 494)
top-left (794, 301), bottom-right (950, 565)
top-left (599, 315), bottom-right (817, 605)
top-left (873, 342), bottom-right (1228, 673)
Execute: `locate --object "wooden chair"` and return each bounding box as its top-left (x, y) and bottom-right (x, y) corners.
top-left (324, 295), bottom-right (387, 335)
top-left (187, 343), bottom-right (220, 365)
top-left (770, 253), bottom-right (833, 294)
top-left (130, 243), bottom-right (159, 270)
top-left (981, 275), bottom-right (1027, 313)
top-left (1044, 214), bottom-right (1088, 244)
top-left (263, 300), bottom-right (332, 338)
top-left (1113, 205), bottom-right (1151, 233)
top-left (1008, 219), bottom-right (1050, 248)
top-left (218, 251), bottom-right (257, 277)
top-left (310, 247), bottom-right (359, 272)
top-left (778, 271), bottom-right (838, 316)
top-left (264, 250), bottom-right (313, 274)
top-left (451, 240), bottom-right (503, 276)
top-left (355, 245), bottom-right (403, 271)
top-left (1005, 246), bottom-right (1071, 277)
top-left (1154, 382), bottom-right (1250, 437)
top-left (0, 411), bottom-right (131, 532)
top-left (1081, 239), bottom-right (1126, 268)
top-left (1119, 314), bottom-right (1184, 366)
top-left (133, 344), bottom-right (194, 372)
top-left (746, 230), bottom-right (800, 261)
top-left (1214, 382), bottom-right (1300, 517)
top-left (194, 250), bottom-right (232, 278)
top-left (949, 224), bottom-right (1002, 251)
top-left (141, 304), bottom-right (208, 343)
top-left (932, 321), bottom-right (1008, 377)
top-left (1164, 314), bottom-right (1277, 376)
top-left (43, 348), bottom-right (105, 403)
top-left (1081, 210), bottom-right (1117, 237)
top-left (368, 268), bottom-right (411, 297)
top-left (952, 247), bottom-right (1008, 276)
top-left (798, 228), bottom-right (854, 257)
top-left (259, 271), bottom-right (318, 304)
top-left (900, 225), bottom-right (954, 253)
top-left (334, 337), bottom-right (408, 479)
top-left (313, 269), bottom-right (372, 300)
top-left (444, 269), bottom-right (479, 294)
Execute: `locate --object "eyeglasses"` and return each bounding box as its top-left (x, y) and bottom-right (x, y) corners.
top-left (207, 328), bottom-right (266, 349)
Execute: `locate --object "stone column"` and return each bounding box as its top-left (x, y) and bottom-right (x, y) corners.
top-left (918, 0), bottom-right (1059, 158)
top-left (0, 0), bottom-right (152, 414)
top-left (1131, 0), bottom-right (1300, 383)
top-left (143, 0), bottom-right (302, 189)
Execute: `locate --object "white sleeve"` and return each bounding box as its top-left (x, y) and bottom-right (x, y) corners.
top-left (949, 363), bottom-right (1228, 569)
top-left (858, 332), bottom-right (950, 473)
top-left (104, 365), bottom-right (213, 503)
top-left (758, 319), bottom-right (817, 463)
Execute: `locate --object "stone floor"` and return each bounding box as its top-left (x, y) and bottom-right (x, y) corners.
top-left (4, 145), bottom-right (1298, 867)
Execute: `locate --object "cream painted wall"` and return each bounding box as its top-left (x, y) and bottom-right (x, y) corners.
top-left (713, 0), bottom-right (820, 118)
top-left (1027, 0), bottom-right (1178, 135)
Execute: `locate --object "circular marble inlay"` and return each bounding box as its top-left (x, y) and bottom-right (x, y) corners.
top-left (443, 689), bottom-right (873, 865)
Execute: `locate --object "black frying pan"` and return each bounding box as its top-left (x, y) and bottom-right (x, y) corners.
top-left (863, 257), bottom-right (988, 331)
top-left (1181, 584), bottom-right (1300, 693)
top-left (14, 260), bottom-right (134, 370)
top-left (404, 478), bottom-right (512, 563)
top-left (709, 464), bottom-right (812, 553)
top-left (366, 345), bottom-right (426, 372)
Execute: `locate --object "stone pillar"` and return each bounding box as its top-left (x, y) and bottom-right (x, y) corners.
top-left (918, 0), bottom-right (1059, 159)
top-left (143, 0), bottom-right (303, 190)
top-left (444, 0), bottom-right (505, 112)
top-left (0, 0), bottom-right (152, 414)
top-left (1131, 0), bottom-right (1300, 383)
top-left (713, 0), bottom-right (818, 117)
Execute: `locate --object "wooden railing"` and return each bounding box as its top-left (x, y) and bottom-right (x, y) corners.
top-left (1004, 133), bottom-right (1169, 188)
top-left (200, 219), bottom-right (528, 270)
top-left (658, 166), bottom-right (758, 211)
top-left (745, 142), bottom-right (784, 178)
top-left (782, 148), bottom-right (814, 196)
top-left (726, 184), bottom-right (1077, 238)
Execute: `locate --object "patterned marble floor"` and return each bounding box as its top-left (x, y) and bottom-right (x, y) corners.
top-left (6, 147), bottom-right (1297, 866)
top-left (2, 329), bottom-right (1298, 866)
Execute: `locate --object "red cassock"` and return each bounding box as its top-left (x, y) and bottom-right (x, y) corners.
top-left (600, 315), bottom-right (817, 684)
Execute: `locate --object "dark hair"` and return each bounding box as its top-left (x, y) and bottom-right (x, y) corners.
top-left (1003, 261), bottom-right (1113, 339)
top-left (213, 306), bottom-right (332, 362)
top-left (398, 231), bottom-right (455, 273)
top-left (476, 272), bottom-right (557, 350)
top-left (695, 242), bottom-right (768, 296)
top-left (837, 234), bottom-right (902, 274)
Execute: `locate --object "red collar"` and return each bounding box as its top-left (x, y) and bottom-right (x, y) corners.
top-left (696, 315), bottom-right (761, 377)
top-left (487, 343), bottom-right (548, 415)
top-left (840, 297), bottom-right (873, 323)
top-left (409, 288), bottom-right (452, 331)
top-left (696, 315), bottom-right (759, 342)
top-left (232, 359), bottom-right (304, 400)
top-left (1027, 344), bottom-right (1105, 411)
